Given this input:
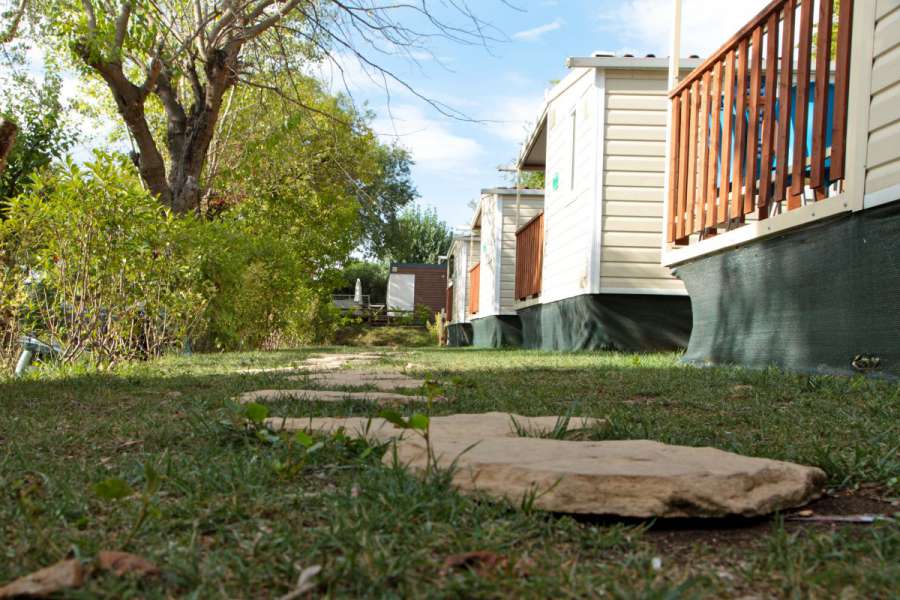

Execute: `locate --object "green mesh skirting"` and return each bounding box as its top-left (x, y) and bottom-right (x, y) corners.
top-left (471, 315), bottom-right (523, 348)
top-left (674, 201), bottom-right (900, 378)
top-left (517, 294), bottom-right (692, 352)
top-left (446, 323), bottom-right (473, 347)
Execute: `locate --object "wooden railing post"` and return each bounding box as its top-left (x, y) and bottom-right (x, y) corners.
top-left (665, 0), bottom-right (854, 251)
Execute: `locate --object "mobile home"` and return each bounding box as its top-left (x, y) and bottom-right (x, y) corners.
top-left (662, 0), bottom-right (900, 377)
top-left (386, 263), bottom-right (446, 318)
top-left (444, 231), bottom-right (479, 346)
top-left (469, 188), bottom-right (544, 347)
top-left (515, 55), bottom-right (701, 351)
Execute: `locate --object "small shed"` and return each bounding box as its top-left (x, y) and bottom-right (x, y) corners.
top-left (515, 55), bottom-right (701, 351)
top-left (444, 230), bottom-right (479, 346)
top-left (386, 263), bottom-right (447, 318)
top-left (469, 188), bottom-right (544, 347)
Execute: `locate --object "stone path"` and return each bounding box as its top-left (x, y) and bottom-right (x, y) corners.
top-left (266, 412), bottom-right (826, 518)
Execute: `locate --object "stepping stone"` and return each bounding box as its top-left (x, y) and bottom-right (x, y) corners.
top-left (292, 371), bottom-right (427, 391)
top-left (237, 353), bottom-right (385, 374)
top-left (265, 412), bottom-right (825, 518)
top-left (393, 436), bottom-right (826, 518)
top-left (265, 412), bottom-right (600, 442)
top-left (237, 389), bottom-right (425, 405)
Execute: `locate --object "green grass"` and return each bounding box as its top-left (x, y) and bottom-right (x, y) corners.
top-left (1, 348), bottom-right (898, 598)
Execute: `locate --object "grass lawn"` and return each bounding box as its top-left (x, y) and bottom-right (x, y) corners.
top-left (1, 348), bottom-right (898, 598)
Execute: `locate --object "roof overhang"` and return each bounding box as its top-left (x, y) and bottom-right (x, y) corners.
top-left (565, 56), bottom-right (704, 70)
top-left (517, 108), bottom-right (547, 171)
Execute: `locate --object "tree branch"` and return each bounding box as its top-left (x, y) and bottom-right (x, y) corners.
top-left (0, 0), bottom-right (28, 43)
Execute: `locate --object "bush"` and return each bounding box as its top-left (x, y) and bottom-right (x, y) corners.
top-left (0, 154), bottom-right (207, 366)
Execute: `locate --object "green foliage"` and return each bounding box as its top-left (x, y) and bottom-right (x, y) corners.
top-left (379, 205), bottom-right (453, 265)
top-left (336, 260), bottom-right (388, 305)
top-left (0, 153), bottom-right (207, 365)
top-left (0, 68), bottom-right (76, 211)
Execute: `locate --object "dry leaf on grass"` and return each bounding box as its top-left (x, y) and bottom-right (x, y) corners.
top-left (97, 551), bottom-right (160, 577)
top-left (277, 565), bottom-right (322, 600)
top-left (0, 559), bottom-right (84, 598)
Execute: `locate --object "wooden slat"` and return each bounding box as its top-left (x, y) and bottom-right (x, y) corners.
top-left (686, 80), bottom-right (700, 235)
top-left (831, 0), bottom-right (854, 181)
top-left (759, 12), bottom-right (780, 218)
top-left (670, 0), bottom-right (787, 97)
top-left (515, 213), bottom-right (543, 300)
top-left (718, 50), bottom-right (735, 224)
top-left (774, 0), bottom-right (796, 204)
top-left (706, 61), bottom-right (723, 230)
top-left (789, 0), bottom-right (814, 209)
top-left (468, 263), bottom-right (480, 314)
top-left (676, 90), bottom-right (691, 240)
top-left (744, 25), bottom-right (764, 215)
top-left (667, 92), bottom-right (682, 243)
top-left (697, 71), bottom-right (712, 231)
top-left (810, 0), bottom-right (834, 193)
top-left (731, 38), bottom-right (749, 220)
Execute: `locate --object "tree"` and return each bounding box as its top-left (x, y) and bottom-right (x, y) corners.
top-left (0, 119), bottom-right (14, 175)
top-left (0, 70), bottom-right (76, 211)
top-left (379, 205), bottom-right (452, 265)
top-left (36, 0), bottom-right (502, 214)
top-left (0, 0), bottom-right (28, 43)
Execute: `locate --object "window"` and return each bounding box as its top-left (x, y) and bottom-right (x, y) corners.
top-left (569, 110), bottom-right (577, 191)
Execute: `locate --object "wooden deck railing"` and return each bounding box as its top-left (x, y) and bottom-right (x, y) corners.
top-left (667, 0), bottom-right (853, 245)
top-left (468, 263), bottom-right (480, 315)
top-left (515, 212), bottom-right (544, 300)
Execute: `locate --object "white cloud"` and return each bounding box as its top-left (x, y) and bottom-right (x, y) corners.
top-left (599, 0), bottom-right (770, 57)
top-left (512, 18), bottom-right (564, 42)
top-left (373, 104), bottom-right (484, 173)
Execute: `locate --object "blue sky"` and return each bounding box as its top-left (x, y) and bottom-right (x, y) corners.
top-left (11, 0), bottom-right (769, 229)
top-left (321, 0), bottom-right (769, 229)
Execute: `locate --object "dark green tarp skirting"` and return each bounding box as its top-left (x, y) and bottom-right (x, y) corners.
top-left (471, 315), bottom-right (523, 348)
top-left (517, 294), bottom-right (692, 351)
top-left (674, 201), bottom-right (900, 378)
top-left (446, 323), bottom-right (473, 347)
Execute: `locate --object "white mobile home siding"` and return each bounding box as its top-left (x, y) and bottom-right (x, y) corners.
top-left (448, 236), bottom-right (479, 324)
top-left (499, 193), bottom-right (544, 313)
top-left (541, 68), bottom-right (600, 304)
top-left (865, 1), bottom-right (900, 200)
top-left (601, 70), bottom-right (686, 294)
top-left (478, 194), bottom-right (499, 316)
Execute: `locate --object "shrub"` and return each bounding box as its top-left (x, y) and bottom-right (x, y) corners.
top-left (0, 154), bottom-right (208, 366)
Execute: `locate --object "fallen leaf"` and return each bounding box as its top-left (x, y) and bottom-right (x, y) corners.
top-left (97, 551), bottom-right (160, 577)
top-left (441, 551), bottom-right (507, 576)
top-left (0, 559), bottom-right (84, 598)
top-left (277, 565), bottom-right (322, 600)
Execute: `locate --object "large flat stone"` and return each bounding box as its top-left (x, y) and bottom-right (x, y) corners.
top-left (293, 371), bottom-right (427, 391)
top-left (265, 412), bottom-right (825, 518)
top-left (264, 412), bottom-right (601, 443)
top-left (238, 389), bottom-right (424, 405)
top-left (392, 436), bottom-right (826, 518)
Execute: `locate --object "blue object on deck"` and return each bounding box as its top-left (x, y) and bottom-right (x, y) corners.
top-left (712, 82), bottom-right (835, 188)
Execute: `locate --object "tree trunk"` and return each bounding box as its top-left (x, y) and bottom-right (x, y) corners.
top-left (0, 119), bottom-right (17, 175)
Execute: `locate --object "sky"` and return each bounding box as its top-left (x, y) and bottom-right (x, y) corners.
top-left (315, 0), bottom-right (770, 229)
top-left (10, 0), bottom-right (770, 230)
